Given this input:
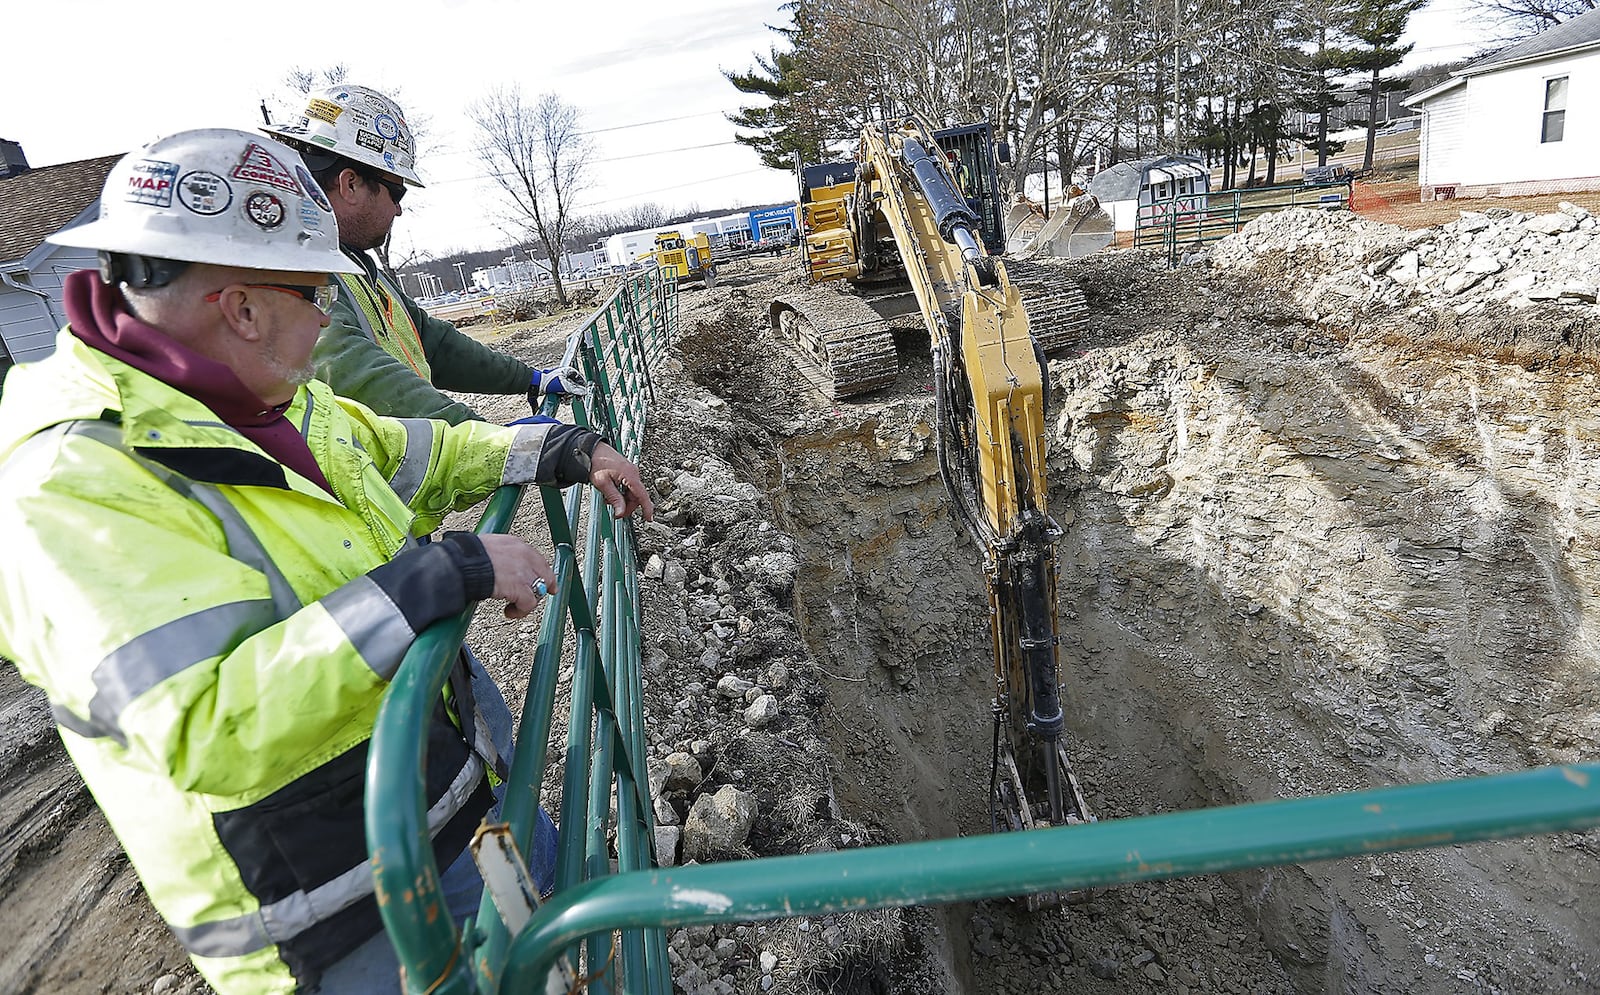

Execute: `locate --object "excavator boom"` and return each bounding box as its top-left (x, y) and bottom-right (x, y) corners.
top-left (782, 118), bottom-right (1093, 876)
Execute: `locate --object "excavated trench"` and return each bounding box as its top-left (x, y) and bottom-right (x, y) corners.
top-left (665, 250), bottom-right (1600, 995)
top-left (3, 234), bottom-right (1597, 995)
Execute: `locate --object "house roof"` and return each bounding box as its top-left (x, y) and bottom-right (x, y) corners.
top-left (1464, 6), bottom-right (1600, 76)
top-left (1087, 155), bottom-right (1206, 202)
top-left (0, 154), bottom-right (121, 264)
top-left (1405, 76), bottom-right (1467, 107)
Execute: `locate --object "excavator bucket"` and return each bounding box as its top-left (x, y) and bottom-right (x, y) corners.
top-left (1009, 193), bottom-right (1115, 260)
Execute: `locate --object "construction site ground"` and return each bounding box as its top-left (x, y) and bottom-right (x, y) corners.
top-left (4, 192), bottom-right (1600, 995)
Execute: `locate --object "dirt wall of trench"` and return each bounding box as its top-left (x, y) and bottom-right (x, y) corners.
top-left (671, 253), bottom-right (1600, 995)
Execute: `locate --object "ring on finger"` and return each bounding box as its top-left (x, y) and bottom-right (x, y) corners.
top-left (529, 579), bottom-right (549, 597)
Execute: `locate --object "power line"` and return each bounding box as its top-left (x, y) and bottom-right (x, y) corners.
top-left (599, 139), bottom-right (741, 162)
top-left (422, 110), bottom-right (731, 160)
top-left (415, 140), bottom-right (749, 187)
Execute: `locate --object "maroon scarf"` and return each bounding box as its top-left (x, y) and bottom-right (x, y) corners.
top-left (63, 270), bottom-right (333, 494)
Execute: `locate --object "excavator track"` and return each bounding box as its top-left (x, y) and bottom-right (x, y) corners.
top-left (770, 289), bottom-right (900, 399)
top-left (1006, 259), bottom-right (1090, 355)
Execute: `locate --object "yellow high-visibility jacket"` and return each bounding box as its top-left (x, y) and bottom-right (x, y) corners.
top-left (0, 330), bottom-right (591, 993)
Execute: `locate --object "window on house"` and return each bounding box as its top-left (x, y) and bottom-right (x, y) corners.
top-left (1543, 76), bottom-right (1568, 143)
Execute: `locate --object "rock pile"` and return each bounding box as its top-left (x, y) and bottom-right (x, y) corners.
top-left (629, 353), bottom-right (913, 994)
top-left (1205, 203), bottom-right (1600, 322)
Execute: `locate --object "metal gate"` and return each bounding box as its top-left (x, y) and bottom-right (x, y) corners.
top-left (1134, 178), bottom-right (1356, 265)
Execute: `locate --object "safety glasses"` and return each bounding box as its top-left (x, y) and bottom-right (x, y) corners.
top-left (205, 283), bottom-right (340, 315)
top-left (363, 172), bottom-right (407, 205)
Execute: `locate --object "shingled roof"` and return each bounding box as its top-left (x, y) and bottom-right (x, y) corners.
top-left (0, 154), bottom-right (121, 264)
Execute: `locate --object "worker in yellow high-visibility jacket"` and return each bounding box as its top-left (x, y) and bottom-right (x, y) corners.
top-left (0, 128), bottom-right (651, 994)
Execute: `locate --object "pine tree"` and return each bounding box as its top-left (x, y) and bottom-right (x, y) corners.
top-left (1340, 0), bottom-right (1427, 172)
top-left (724, 7), bottom-right (842, 172)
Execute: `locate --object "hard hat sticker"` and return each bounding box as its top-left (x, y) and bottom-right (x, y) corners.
top-left (373, 114), bottom-right (400, 141)
top-left (232, 143), bottom-right (303, 196)
top-left (245, 191), bottom-right (286, 230)
top-left (306, 98), bottom-right (344, 125)
top-left (177, 170), bottom-right (233, 216)
top-left (355, 130), bottom-right (384, 154)
top-left (126, 159), bottom-right (180, 207)
top-left (296, 165), bottom-right (332, 211)
top-left (299, 198), bottom-right (323, 231)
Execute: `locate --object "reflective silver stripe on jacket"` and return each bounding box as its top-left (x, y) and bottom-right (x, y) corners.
top-left (169, 753), bottom-right (485, 959)
top-left (80, 599), bottom-right (278, 744)
top-left (503, 421), bottom-right (556, 484)
top-left (386, 418), bottom-right (436, 505)
top-left (321, 575), bottom-right (417, 680)
top-left (298, 389), bottom-right (317, 437)
top-left (66, 421), bottom-right (303, 619)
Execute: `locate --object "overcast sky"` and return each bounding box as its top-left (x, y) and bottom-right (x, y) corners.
top-left (6, 0), bottom-right (1497, 259)
top-left (4, 0), bottom-right (795, 259)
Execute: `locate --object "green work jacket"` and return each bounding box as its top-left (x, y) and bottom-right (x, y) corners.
top-left (318, 247), bottom-right (535, 425)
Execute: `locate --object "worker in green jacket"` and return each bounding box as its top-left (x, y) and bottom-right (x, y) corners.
top-left (265, 84), bottom-right (591, 818)
top-left (264, 84), bottom-right (569, 425)
top-left (0, 129), bottom-right (651, 994)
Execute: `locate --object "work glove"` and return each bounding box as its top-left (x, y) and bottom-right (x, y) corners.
top-left (528, 366), bottom-right (584, 400)
top-left (507, 414), bottom-right (560, 427)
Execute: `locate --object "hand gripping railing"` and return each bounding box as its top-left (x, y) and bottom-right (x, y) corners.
top-left (369, 265), bottom-right (1600, 994)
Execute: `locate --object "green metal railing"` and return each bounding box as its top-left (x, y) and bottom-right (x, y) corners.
top-left (1134, 179), bottom-right (1355, 265)
top-left (368, 263), bottom-right (1600, 994)
top-left (367, 267), bottom-right (676, 994)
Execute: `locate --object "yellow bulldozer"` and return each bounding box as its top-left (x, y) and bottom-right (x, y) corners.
top-left (640, 229), bottom-right (718, 288)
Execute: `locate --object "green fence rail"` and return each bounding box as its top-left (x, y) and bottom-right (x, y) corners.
top-left (367, 267), bottom-right (676, 994)
top-left (1134, 179), bottom-right (1355, 266)
top-left (368, 263), bottom-right (1600, 994)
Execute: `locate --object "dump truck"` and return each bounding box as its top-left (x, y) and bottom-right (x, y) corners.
top-left (641, 230), bottom-right (717, 288)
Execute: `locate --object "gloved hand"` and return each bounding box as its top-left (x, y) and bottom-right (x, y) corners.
top-left (507, 414), bottom-right (560, 427)
top-left (529, 366), bottom-right (583, 398)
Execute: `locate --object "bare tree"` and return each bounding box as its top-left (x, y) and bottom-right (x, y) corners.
top-left (1469, 0), bottom-right (1594, 35)
top-left (261, 65), bottom-right (350, 130)
top-left (471, 87), bottom-right (595, 307)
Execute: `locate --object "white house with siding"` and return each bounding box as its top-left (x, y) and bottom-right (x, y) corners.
top-left (1406, 9), bottom-right (1600, 199)
top-left (0, 153), bottom-right (120, 377)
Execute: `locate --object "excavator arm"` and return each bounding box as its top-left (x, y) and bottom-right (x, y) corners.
top-left (855, 118), bottom-right (1092, 850)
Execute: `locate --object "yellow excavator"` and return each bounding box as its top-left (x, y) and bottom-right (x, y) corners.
top-left (775, 117), bottom-right (1094, 854)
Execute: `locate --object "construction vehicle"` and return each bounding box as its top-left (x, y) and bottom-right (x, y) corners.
top-left (773, 121), bottom-right (1107, 399)
top-left (778, 116), bottom-right (1094, 860)
top-left (641, 230), bottom-right (717, 288)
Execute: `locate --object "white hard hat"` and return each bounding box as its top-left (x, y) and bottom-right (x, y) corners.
top-left (48, 129), bottom-right (360, 276)
top-left (263, 84), bottom-right (423, 187)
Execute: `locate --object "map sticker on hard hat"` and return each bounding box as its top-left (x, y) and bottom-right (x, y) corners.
top-left (295, 165), bottom-right (332, 211)
top-left (231, 143), bottom-right (302, 196)
top-left (244, 191), bottom-right (285, 230)
top-left (126, 159), bottom-right (179, 208)
top-left (177, 170), bottom-right (233, 216)
top-left (306, 98), bottom-right (343, 125)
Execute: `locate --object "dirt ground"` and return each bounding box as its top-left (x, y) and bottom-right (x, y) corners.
top-left (4, 225), bottom-right (1600, 995)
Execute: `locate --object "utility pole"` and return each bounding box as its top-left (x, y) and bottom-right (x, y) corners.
top-left (1173, 0), bottom-right (1182, 152)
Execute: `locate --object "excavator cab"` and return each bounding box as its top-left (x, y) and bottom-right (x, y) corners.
top-left (932, 123), bottom-right (1007, 255)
